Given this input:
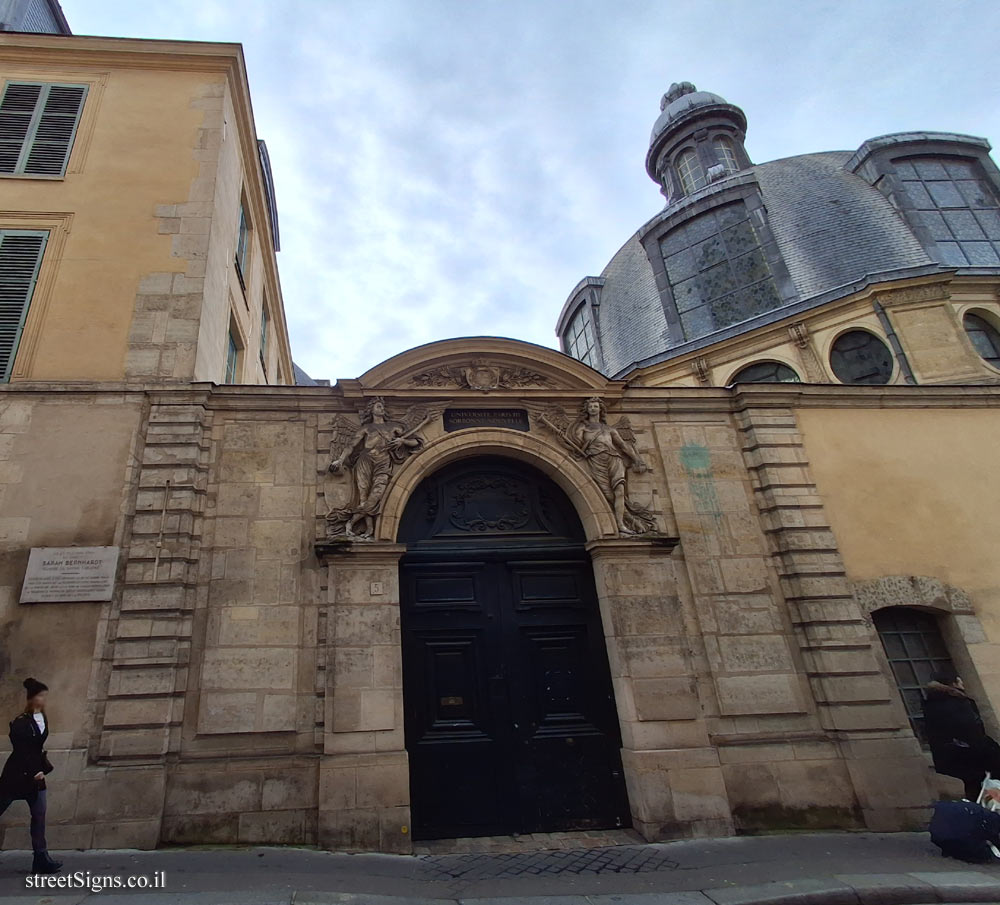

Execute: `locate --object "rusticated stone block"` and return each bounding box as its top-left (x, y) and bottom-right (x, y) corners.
top-left (214, 482), bottom-right (260, 516)
top-left (262, 769), bottom-right (317, 811)
top-left (261, 694), bottom-right (298, 730)
top-left (92, 819), bottom-right (161, 850)
top-left (318, 807), bottom-right (379, 852)
top-left (632, 677), bottom-right (700, 721)
top-left (214, 605), bottom-right (299, 646)
top-left (718, 634), bottom-right (794, 673)
top-left (164, 771), bottom-right (260, 816)
top-left (379, 805), bottom-right (412, 854)
top-left (201, 647), bottom-right (295, 690)
top-left (238, 809), bottom-right (308, 844)
top-left (616, 635), bottom-right (692, 678)
top-left (332, 605), bottom-right (398, 647)
top-left (355, 758), bottom-right (409, 809)
top-left (161, 813), bottom-right (238, 844)
top-left (76, 768), bottom-right (165, 821)
top-left (715, 673), bottom-right (806, 716)
top-left (605, 595), bottom-right (683, 636)
top-left (197, 691), bottom-right (256, 733)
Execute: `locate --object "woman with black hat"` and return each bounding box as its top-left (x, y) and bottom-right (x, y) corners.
top-left (0, 678), bottom-right (60, 874)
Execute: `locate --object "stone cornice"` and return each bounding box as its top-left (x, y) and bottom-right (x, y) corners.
top-left (2, 374), bottom-right (1000, 414)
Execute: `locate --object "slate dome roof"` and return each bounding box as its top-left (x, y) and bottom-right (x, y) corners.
top-left (592, 151), bottom-right (935, 377)
top-left (559, 85), bottom-right (998, 379)
top-left (649, 89), bottom-right (729, 146)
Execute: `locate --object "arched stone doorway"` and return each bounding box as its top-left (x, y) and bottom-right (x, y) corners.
top-left (397, 456), bottom-right (630, 839)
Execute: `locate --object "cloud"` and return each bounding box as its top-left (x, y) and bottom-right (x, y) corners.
top-left (63, 0), bottom-right (1000, 381)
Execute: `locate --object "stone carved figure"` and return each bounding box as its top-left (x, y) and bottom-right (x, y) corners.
top-left (537, 397), bottom-right (656, 535)
top-left (326, 398), bottom-right (436, 539)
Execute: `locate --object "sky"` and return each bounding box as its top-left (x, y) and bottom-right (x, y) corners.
top-left (64, 0), bottom-right (1000, 382)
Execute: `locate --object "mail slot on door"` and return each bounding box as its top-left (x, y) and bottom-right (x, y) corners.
top-left (440, 696), bottom-right (464, 707)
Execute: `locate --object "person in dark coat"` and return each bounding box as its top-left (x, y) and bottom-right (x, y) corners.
top-left (929, 798), bottom-right (1000, 862)
top-left (923, 668), bottom-right (1000, 801)
top-left (0, 678), bottom-right (60, 874)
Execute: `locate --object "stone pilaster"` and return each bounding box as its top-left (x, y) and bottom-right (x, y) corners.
top-left (735, 401), bottom-right (931, 830)
top-left (587, 537), bottom-right (734, 840)
top-left (315, 541), bottom-right (410, 853)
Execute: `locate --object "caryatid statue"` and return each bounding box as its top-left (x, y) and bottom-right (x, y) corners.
top-left (326, 398), bottom-right (436, 539)
top-left (538, 396), bottom-right (656, 535)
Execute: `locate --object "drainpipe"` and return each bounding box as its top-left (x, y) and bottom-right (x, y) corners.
top-left (872, 299), bottom-right (916, 385)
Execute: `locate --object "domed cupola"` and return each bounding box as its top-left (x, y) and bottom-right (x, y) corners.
top-left (646, 82), bottom-right (751, 204)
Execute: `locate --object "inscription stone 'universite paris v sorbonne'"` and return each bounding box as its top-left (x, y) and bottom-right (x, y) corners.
top-left (2, 29), bottom-right (1000, 855)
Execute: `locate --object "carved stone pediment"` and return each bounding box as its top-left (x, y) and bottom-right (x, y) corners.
top-left (357, 338), bottom-right (610, 393)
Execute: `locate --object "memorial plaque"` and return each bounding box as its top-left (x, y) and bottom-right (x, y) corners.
top-left (443, 408), bottom-right (530, 432)
top-left (20, 546), bottom-right (120, 603)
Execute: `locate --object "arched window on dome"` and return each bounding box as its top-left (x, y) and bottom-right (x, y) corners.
top-left (963, 311), bottom-right (1000, 369)
top-left (675, 149), bottom-right (706, 195)
top-left (729, 361), bottom-right (800, 385)
top-left (712, 137), bottom-right (740, 175)
top-left (563, 303), bottom-right (599, 368)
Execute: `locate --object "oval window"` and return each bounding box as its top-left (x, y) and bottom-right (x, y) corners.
top-left (829, 330), bottom-right (893, 385)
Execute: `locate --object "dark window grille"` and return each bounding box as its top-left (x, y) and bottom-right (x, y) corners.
top-left (659, 201), bottom-right (783, 341)
top-left (963, 312), bottom-right (1000, 368)
top-left (895, 156), bottom-right (1000, 267)
top-left (564, 304), bottom-right (597, 366)
top-left (730, 361), bottom-right (800, 384)
top-left (873, 607), bottom-right (955, 743)
top-left (829, 330), bottom-right (893, 385)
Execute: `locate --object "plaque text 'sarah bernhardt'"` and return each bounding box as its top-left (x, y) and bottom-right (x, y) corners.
top-left (20, 546), bottom-right (120, 603)
top-left (443, 408), bottom-right (530, 432)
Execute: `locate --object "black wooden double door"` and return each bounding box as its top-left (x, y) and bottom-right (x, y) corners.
top-left (401, 552), bottom-right (630, 839)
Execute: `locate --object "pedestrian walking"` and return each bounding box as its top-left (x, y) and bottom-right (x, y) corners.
top-left (0, 678), bottom-right (60, 874)
top-left (923, 668), bottom-right (1000, 801)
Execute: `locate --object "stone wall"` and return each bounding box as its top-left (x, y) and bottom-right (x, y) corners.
top-left (0, 368), bottom-right (997, 851)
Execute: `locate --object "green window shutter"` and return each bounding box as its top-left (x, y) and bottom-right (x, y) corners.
top-left (0, 230), bottom-right (48, 381)
top-left (0, 82), bottom-right (87, 176)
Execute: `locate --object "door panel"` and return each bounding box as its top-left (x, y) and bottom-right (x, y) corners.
top-left (402, 560), bottom-right (515, 838)
top-left (401, 553), bottom-right (629, 839)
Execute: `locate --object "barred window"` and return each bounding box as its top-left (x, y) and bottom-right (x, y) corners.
top-left (963, 312), bottom-right (1000, 368)
top-left (713, 137), bottom-right (739, 174)
top-left (676, 149), bottom-right (706, 195)
top-left (895, 156), bottom-right (1000, 267)
top-left (730, 361), bottom-right (800, 384)
top-left (873, 607), bottom-right (956, 743)
top-left (829, 330), bottom-right (893, 385)
top-left (564, 304), bottom-right (597, 366)
top-left (659, 201), bottom-right (783, 341)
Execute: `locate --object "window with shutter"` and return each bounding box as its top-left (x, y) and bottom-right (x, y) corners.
top-left (0, 230), bottom-right (47, 381)
top-left (0, 82), bottom-right (87, 177)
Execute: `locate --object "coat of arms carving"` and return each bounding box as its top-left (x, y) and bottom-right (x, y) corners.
top-left (409, 359), bottom-right (549, 392)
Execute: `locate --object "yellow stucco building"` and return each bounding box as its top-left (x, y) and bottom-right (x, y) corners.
top-left (1, 40), bottom-right (1000, 852)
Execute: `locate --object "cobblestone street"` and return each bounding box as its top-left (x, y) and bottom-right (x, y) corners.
top-left (3, 832), bottom-right (1000, 904)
